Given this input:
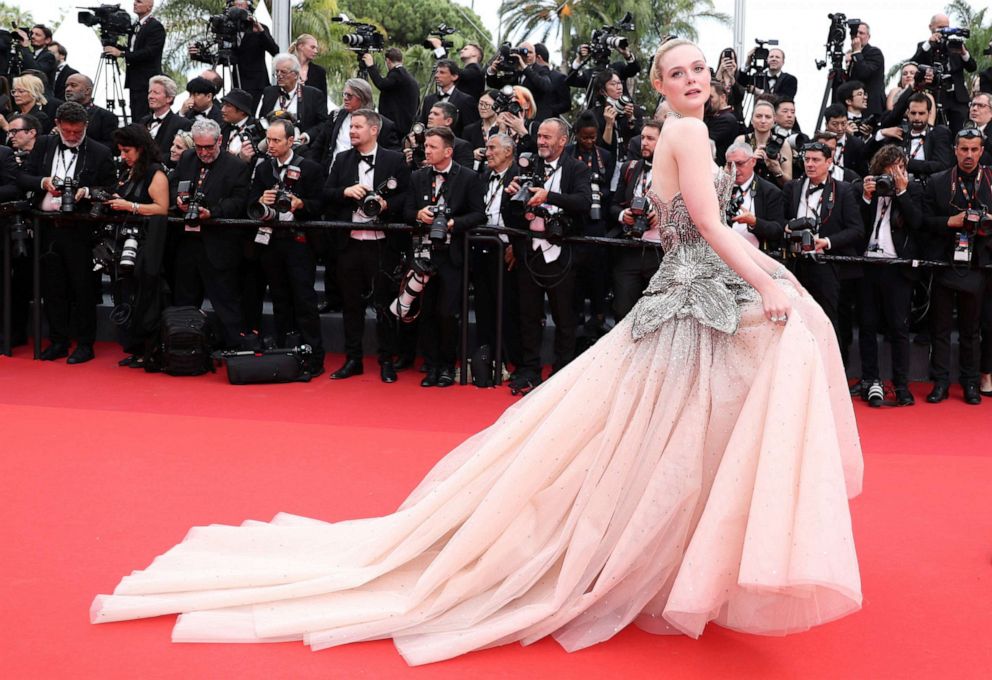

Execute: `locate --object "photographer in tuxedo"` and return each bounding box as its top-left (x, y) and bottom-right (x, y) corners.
top-left (724, 141), bottom-right (786, 252)
top-left (140, 75), bottom-right (192, 160)
top-left (419, 59), bottom-right (478, 136)
top-left (824, 103), bottom-right (868, 179)
top-left (854, 145), bottom-right (923, 407)
top-left (246, 118), bottom-right (325, 374)
top-left (0, 143), bottom-right (26, 348)
top-left (103, 0), bottom-right (164, 121)
top-left (921, 128), bottom-right (992, 405)
top-left (219, 88), bottom-right (261, 162)
top-left (361, 48), bottom-right (420, 137)
top-left (306, 78), bottom-right (399, 170)
top-left (609, 120), bottom-right (663, 321)
top-left (847, 22), bottom-right (886, 117)
top-left (230, 0), bottom-right (279, 107)
top-left (783, 141), bottom-right (864, 341)
top-left (323, 110), bottom-right (411, 383)
top-left (169, 118), bottom-right (251, 348)
top-left (17, 102), bottom-right (116, 364)
top-left (257, 53), bottom-right (328, 146)
top-left (503, 118), bottom-right (592, 393)
top-left (62, 74), bottom-right (119, 146)
top-left (911, 13), bottom-right (977, 133)
top-left (874, 92), bottom-right (953, 185)
top-left (404, 127), bottom-right (485, 387)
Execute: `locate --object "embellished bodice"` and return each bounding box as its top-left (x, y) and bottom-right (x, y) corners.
top-left (629, 169), bottom-right (759, 340)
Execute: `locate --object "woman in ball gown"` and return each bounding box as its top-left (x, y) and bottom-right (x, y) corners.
top-left (91, 40), bottom-right (863, 666)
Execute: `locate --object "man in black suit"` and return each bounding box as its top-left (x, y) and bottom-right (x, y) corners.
top-left (0, 144), bottom-right (26, 348)
top-left (486, 42), bottom-right (555, 123)
top-left (63, 74), bottom-right (119, 147)
top-left (182, 76), bottom-right (223, 124)
top-left (246, 118), bottom-right (325, 373)
top-left (707, 82), bottom-right (741, 165)
top-left (783, 141), bottom-right (864, 337)
top-left (565, 43), bottom-right (641, 98)
top-left (17, 102), bottom-right (116, 364)
top-left (609, 120), bottom-right (664, 321)
top-left (104, 0), bottom-right (164, 121)
top-left (419, 59), bottom-right (478, 136)
top-left (257, 53), bottom-right (328, 147)
top-left (812, 131), bottom-right (863, 184)
top-left (739, 47), bottom-right (797, 100)
top-left (855, 145), bottom-right (924, 407)
top-left (533, 44), bottom-right (571, 118)
top-left (912, 13), bottom-right (977, 133)
top-left (921, 128), bottom-right (992, 405)
top-left (170, 118), bottom-right (251, 348)
top-left (824, 103), bottom-right (868, 178)
top-left (361, 48), bottom-right (420, 137)
top-left (874, 92), bottom-right (953, 185)
top-left (305, 78), bottom-right (399, 171)
top-left (846, 22), bottom-right (885, 116)
top-left (967, 92), bottom-right (992, 164)
top-left (404, 126), bottom-right (486, 387)
top-left (323, 109), bottom-right (411, 383)
top-left (141, 75), bottom-right (192, 160)
top-left (231, 0), bottom-right (279, 108)
top-left (219, 88), bottom-right (261, 162)
top-left (725, 141), bottom-right (786, 252)
top-left (457, 43), bottom-right (486, 101)
top-left (48, 42), bottom-right (77, 101)
top-left (404, 102), bottom-right (473, 169)
top-left (24, 25), bottom-right (55, 86)
top-left (504, 118), bottom-right (592, 392)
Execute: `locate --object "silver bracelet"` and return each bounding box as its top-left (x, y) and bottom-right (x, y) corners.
top-left (770, 264), bottom-right (787, 280)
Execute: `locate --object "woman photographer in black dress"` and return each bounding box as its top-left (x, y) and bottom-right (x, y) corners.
top-left (100, 124), bottom-right (170, 367)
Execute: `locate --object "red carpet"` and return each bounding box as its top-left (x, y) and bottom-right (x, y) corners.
top-left (2, 343), bottom-right (990, 679)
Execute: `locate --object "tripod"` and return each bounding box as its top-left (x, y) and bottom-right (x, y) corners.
top-left (814, 60), bottom-right (846, 133)
top-left (94, 53), bottom-right (129, 124)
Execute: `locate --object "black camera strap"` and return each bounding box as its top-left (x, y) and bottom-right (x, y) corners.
top-left (871, 197), bottom-right (892, 243)
top-left (54, 144), bottom-right (79, 180)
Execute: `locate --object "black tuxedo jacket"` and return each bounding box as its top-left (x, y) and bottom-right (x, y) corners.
top-left (608, 158), bottom-right (651, 237)
top-left (707, 109), bottom-right (741, 165)
top-left (220, 117), bottom-right (261, 150)
top-left (304, 110), bottom-right (401, 171)
top-left (84, 104), bottom-right (120, 147)
top-left (52, 64), bottom-right (78, 101)
top-left (857, 180), bottom-right (924, 277)
top-left (548, 68), bottom-right (571, 117)
top-left (461, 119), bottom-right (491, 151)
top-left (419, 88), bottom-right (477, 136)
top-left (184, 103), bottom-right (223, 125)
top-left (784, 178), bottom-right (865, 258)
top-left (740, 175), bottom-right (787, 247)
top-left (458, 62), bottom-right (485, 101)
top-left (31, 48), bottom-right (56, 86)
top-left (247, 152), bottom-right (324, 223)
top-left (366, 64), bottom-right (420, 137)
top-left (303, 62), bottom-right (327, 95)
top-left (979, 122), bottom-right (992, 166)
top-left (837, 134), bottom-right (869, 179)
top-left (484, 161), bottom-right (520, 226)
top-left (922, 166), bottom-right (992, 267)
top-left (877, 125), bottom-right (953, 180)
top-left (737, 70), bottom-right (797, 100)
top-left (169, 149), bottom-right (251, 269)
top-left (257, 85), bottom-right (328, 138)
top-left (234, 26), bottom-right (279, 96)
top-left (323, 146), bottom-right (411, 251)
top-left (513, 64), bottom-right (555, 122)
top-left (140, 110), bottom-right (192, 159)
top-left (404, 162), bottom-right (486, 266)
top-left (0, 145), bottom-right (22, 202)
top-left (18, 136), bottom-right (116, 206)
top-left (502, 154), bottom-right (593, 240)
top-left (912, 41), bottom-right (977, 104)
top-left (124, 17), bottom-right (165, 89)
top-left (848, 44), bottom-right (886, 115)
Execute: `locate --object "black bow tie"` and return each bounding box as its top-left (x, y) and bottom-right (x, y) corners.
top-left (149, 116), bottom-right (164, 126)
top-left (489, 172), bottom-right (503, 185)
top-left (807, 183), bottom-right (824, 194)
top-left (360, 154), bottom-right (374, 166)
top-left (433, 169), bottom-right (449, 178)
top-left (437, 92), bottom-right (449, 100)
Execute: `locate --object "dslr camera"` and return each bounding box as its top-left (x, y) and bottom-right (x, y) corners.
top-left (525, 205), bottom-right (568, 243)
top-left (407, 122), bottom-right (427, 167)
top-left (625, 196), bottom-right (652, 238)
top-left (360, 177), bottom-right (398, 219)
top-left (725, 190), bottom-right (745, 224)
top-left (872, 173), bottom-right (896, 197)
top-left (764, 125), bottom-right (790, 160)
top-left (424, 205), bottom-right (452, 247)
top-left (77, 4), bottom-right (132, 48)
top-left (334, 15), bottom-right (385, 54)
top-left (51, 177), bottom-right (79, 213)
top-left (496, 42), bottom-right (530, 74)
top-left (962, 205), bottom-right (991, 236)
top-left (936, 26), bottom-right (971, 54)
top-left (588, 12), bottom-right (635, 66)
top-left (491, 85), bottom-right (523, 116)
top-left (191, 2), bottom-right (254, 66)
top-left (423, 23), bottom-right (456, 52)
top-left (510, 152), bottom-right (542, 203)
top-left (176, 180), bottom-right (207, 223)
top-left (785, 216), bottom-right (820, 256)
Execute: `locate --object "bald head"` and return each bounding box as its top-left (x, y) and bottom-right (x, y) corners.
top-left (930, 14), bottom-right (949, 31)
top-left (63, 73), bottom-right (94, 105)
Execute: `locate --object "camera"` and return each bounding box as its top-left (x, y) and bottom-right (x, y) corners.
top-left (9, 212), bottom-right (30, 259)
top-left (937, 26), bottom-right (970, 54)
top-left (177, 179), bottom-right (207, 223)
top-left (589, 171), bottom-right (603, 221)
top-left (89, 187), bottom-right (115, 219)
top-left (51, 177), bottom-right (79, 213)
top-left (626, 196), bottom-right (652, 238)
top-left (423, 23), bottom-right (456, 51)
top-left (587, 12), bottom-right (635, 66)
top-left (247, 165), bottom-right (301, 224)
top-left (92, 224), bottom-right (140, 272)
top-left (725, 191), bottom-right (745, 224)
top-left (817, 13), bottom-right (849, 70)
top-left (491, 84), bottom-right (523, 116)
top-left (408, 122), bottom-right (426, 167)
top-left (389, 256), bottom-right (434, 322)
top-left (360, 177), bottom-right (398, 219)
top-left (427, 205), bottom-right (452, 245)
top-left (606, 94), bottom-right (633, 115)
top-left (510, 152), bottom-right (541, 203)
top-left (525, 205), bottom-right (567, 242)
top-left (785, 216), bottom-right (820, 255)
top-left (77, 4), bottom-right (132, 48)
top-left (496, 42), bottom-right (530, 72)
top-left (873, 173), bottom-right (896, 197)
top-left (333, 15), bottom-right (384, 54)
top-left (750, 38), bottom-right (779, 72)
top-left (764, 125), bottom-right (790, 160)
top-left (962, 206), bottom-right (990, 235)
top-left (191, 4), bottom-right (254, 66)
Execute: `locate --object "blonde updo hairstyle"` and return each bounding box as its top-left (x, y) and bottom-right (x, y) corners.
top-left (650, 38), bottom-right (699, 86)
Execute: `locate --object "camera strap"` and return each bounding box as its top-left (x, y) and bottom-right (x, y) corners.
top-left (871, 197), bottom-right (892, 243)
top-left (54, 145), bottom-right (78, 181)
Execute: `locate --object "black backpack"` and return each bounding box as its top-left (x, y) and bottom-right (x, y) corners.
top-left (154, 306), bottom-right (215, 376)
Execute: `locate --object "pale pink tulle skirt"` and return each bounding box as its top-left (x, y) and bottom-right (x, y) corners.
top-left (91, 281), bottom-right (863, 666)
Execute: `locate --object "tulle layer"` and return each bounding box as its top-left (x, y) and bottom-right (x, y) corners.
top-left (92, 281), bottom-right (863, 666)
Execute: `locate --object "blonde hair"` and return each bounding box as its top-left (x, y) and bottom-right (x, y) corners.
top-left (13, 74), bottom-right (46, 106)
top-left (512, 85), bottom-right (537, 121)
top-left (289, 34), bottom-right (318, 56)
top-left (650, 39), bottom-right (698, 85)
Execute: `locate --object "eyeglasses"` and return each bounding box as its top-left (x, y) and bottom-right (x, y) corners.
top-left (274, 68), bottom-right (295, 76)
top-left (478, 102), bottom-right (493, 109)
top-left (342, 92), bottom-right (359, 100)
top-left (194, 141), bottom-right (219, 150)
top-left (10, 88), bottom-right (28, 94)
top-left (968, 102), bottom-right (990, 109)
top-left (7, 128), bottom-right (27, 134)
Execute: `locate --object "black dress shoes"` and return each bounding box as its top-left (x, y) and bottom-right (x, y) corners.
top-left (436, 367), bottom-right (455, 387)
top-left (380, 362), bottom-right (397, 383)
top-left (67, 344), bottom-right (94, 364)
top-left (894, 386), bottom-right (915, 406)
top-left (849, 380), bottom-right (869, 400)
top-left (393, 355), bottom-right (415, 371)
top-left (330, 358), bottom-right (364, 379)
top-left (963, 384), bottom-right (982, 405)
top-left (420, 367), bottom-right (439, 387)
top-left (926, 383), bottom-right (949, 403)
top-left (40, 343), bottom-right (69, 361)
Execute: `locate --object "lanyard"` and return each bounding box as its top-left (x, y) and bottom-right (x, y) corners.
top-left (55, 147), bottom-right (78, 180)
top-left (872, 197), bottom-right (891, 242)
top-left (909, 133), bottom-right (925, 160)
top-left (638, 165), bottom-right (652, 196)
top-left (485, 173), bottom-right (503, 211)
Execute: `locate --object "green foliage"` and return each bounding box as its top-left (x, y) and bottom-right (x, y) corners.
top-left (947, 0), bottom-right (992, 77)
top-left (338, 0), bottom-right (492, 49)
top-left (0, 2), bottom-right (32, 28)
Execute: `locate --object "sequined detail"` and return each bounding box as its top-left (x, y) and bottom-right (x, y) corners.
top-left (630, 169), bottom-right (759, 340)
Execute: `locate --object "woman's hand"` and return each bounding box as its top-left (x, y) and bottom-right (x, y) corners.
top-left (760, 279), bottom-right (792, 325)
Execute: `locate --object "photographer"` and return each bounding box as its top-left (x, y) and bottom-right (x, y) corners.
top-left (140, 75), bottom-right (192, 160)
top-left (230, 0), bottom-right (279, 107)
top-left (609, 120), bottom-right (663, 321)
top-left (307, 78), bottom-right (399, 171)
top-left (921, 128), bottom-right (992, 405)
top-left (457, 43), bottom-right (486, 101)
top-left (404, 101), bottom-right (474, 169)
top-left (886, 63), bottom-right (936, 122)
top-left (714, 47), bottom-right (746, 124)
top-left (724, 141), bottom-right (786, 252)
top-left (967, 93), bottom-right (992, 164)
top-left (182, 76), bottom-right (223, 123)
top-left (535, 44), bottom-right (571, 118)
top-left (874, 92), bottom-right (953, 184)
top-left (17, 101), bottom-right (116, 364)
top-left (855, 145), bottom-right (923, 406)
top-left (361, 48), bottom-right (419, 137)
top-left (420, 59), bottom-right (478, 136)
top-left (503, 118), bottom-right (592, 393)
top-left (812, 131), bottom-right (862, 184)
top-left (463, 90), bottom-right (498, 170)
top-left (733, 99), bottom-right (793, 186)
top-left (707, 82), bottom-right (741, 165)
top-left (169, 118), bottom-right (251, 348)
top-left (14, 25), bottom-right (55, 85)
top-left (739, 45), bottom-right (797, 100)
top-left (774, 98), bottom-right (808, 178)
top-left (403, 126), bottom-right (485, 387)
top-left (589, 69), bottom-right (642, 172)
top-left (324, 109), bottom-right (410, 382)
top-left (485, 42), bottom-right (555, 123)
top-left (836, 80), bottom-right (873, 138)
top-left (219, 88), bottom-right (260, 162)
top-left (0, 139), bottom-right (25, 348)
top-left (257, 54), bottom-right (328, 146)
top-left (911, 13), bottom-right (976, 133)
top-left (824, 103), bottom-right (868, 178)
top-left (246, 118), bottom-right (325, 374)
top-left (847, 22), bottom-right (886, 116)
top-left (49, 42), bottom-right (78, 101)
top-left (103, 0), bottom-right (164, 121)
top-left (565, 40), bottom-right (641, 96)
top-left (782, 141), bottom-right (864, 336)
top-left (63, 74), bottom-right (119, 146)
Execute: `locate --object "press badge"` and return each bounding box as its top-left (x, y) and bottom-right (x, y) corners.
top-left (953, 231), bottom-right (971, 263)
top-left (255, 225), bottom-right (273, 245)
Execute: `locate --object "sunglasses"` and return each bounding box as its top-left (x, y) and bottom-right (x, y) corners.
top-left (956, 127), bottom-right (986, 140)
top-left (801, 142), bottom-right (831, 155)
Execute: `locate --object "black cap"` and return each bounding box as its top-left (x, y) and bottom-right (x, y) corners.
top-left (221, 88), bottom-right (253, 115)
top-left (186, 77), bottom-right (217, 95)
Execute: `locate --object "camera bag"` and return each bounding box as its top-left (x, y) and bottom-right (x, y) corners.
top-left (221, 348), bottom-right (313, 385)
top-left (469, 344), bottom-right (496, 388)
top-left (157, 306), bottom-right (215, 376)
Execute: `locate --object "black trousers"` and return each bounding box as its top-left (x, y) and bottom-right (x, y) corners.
top-left (240, 243), bottom-right (267, 333)
top-left (517, 245), bottom-right (577, 377)
top-left (337, 238), bottom-right (400, 362)
top-left (794, 259), bottom-right (841, 337)
top-left (983, 275), bottom-right (992, 374)
top-left (259, 235), bottom-right (323, 356)
top-left (857, 266), bottom-right (913, 386)
top-left (944, 100), bottom-right (968, 134)
top-left (930, 281), bottom-right (982, 386)
top-left (1, 251), bottom-right (32, 343)
top-left (308, 231), bottom-right (342, 309)
top-left (419, 250), bottom-right (462, 369)
top-left (129, 86), bottom-right (149, 122)
top-left (470, 242), bottom-right (521, 367)
top-left (41, 226), bottom-right (98, 346)
top-left (173, 235), bottom-right (244, 347)
top-left (573, 243), bottom-right (609, 321)
top-left (612, 245), bottom-right (663, 321)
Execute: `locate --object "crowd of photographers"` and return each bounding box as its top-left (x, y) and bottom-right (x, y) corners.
top-left (2, 3), bottom-right (992, 404)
